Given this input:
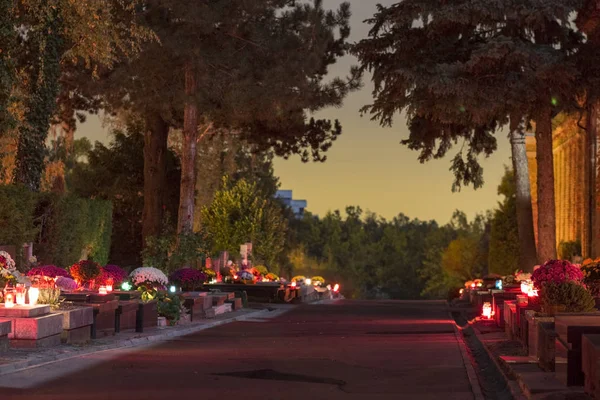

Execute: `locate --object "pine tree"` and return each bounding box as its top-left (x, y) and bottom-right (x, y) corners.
top-left (353, 0), bottom-right (584, 264)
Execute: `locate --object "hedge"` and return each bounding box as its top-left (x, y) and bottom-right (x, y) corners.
top-left (0, 185), bottom-right (112, 268)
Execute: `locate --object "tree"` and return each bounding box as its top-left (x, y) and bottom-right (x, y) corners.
top-left (201, 178), bottom-right (287, 269)
top-left (489, 168), bottom-right (520, 276)
top-left (88, 0), bottom-right (359, 245)
top-left (6, 0), bottom-right (152, 191)
top-left (69, 124), bottom-right (180, 266)
top-left (352, 0), bottom-right (584, 264)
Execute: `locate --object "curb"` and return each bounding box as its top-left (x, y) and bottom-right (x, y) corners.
top-left (468, 321), bottom-right (528, 400)
top-left (451, 318), bottom-right (485, 400)
top-left (0, 307), bottom-right (286, 377)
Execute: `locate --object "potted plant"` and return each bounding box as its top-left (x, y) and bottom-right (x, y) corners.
top-left (169, 268), bottom-right (206, 292)
top-left (69, 260), bottom-right (102, 290)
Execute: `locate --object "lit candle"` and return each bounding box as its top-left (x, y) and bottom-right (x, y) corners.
top-left (15, 285), bottom-right (26, 305)
top-left (98, 286), bottom-right (107, 295)
top-left (106, 285), bottom-right (113, 292)
top-left (28, 287), bottom-right (39, 305)
top-left (4, 292), bottom-right (14, 308)
top-left (482, 302), bottom-right (492, 319)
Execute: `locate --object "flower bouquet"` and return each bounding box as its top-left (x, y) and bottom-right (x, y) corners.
top-left (130, 267), bottom-right (168, 302)
top-left (98, 265), bottom-right (128, 287)
top-left (581, 258), bottom-right (600, 296)
top-left (532, 259), bottom-right (584, 289)
top-left (169, 268), bottom-right (206, 291)
top-left (69, 260), bottom-right (102, 290)
top-left (27, 265), bottom-right (71, 279)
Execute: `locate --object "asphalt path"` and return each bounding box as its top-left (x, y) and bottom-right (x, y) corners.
top-left (0, 300), bottom-right (476, 400)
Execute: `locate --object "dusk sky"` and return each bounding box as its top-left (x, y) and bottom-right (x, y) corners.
top-left (81, 0), bottom-right (512, 225)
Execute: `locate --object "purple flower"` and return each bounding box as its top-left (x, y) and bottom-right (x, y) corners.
top-left (27, 265), bottom-right (71, 278)
top-left (99, 265), bottom-right (127, 286)
top-left (55, 276), bottom-right (79, 291)
top-left (169, 268), bottom-right (207, 291)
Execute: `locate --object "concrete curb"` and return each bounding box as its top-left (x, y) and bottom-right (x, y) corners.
top-left (0, 307), bottom-right (286, 377)
top-left (451, 322), bottom-right (486, 400)
top-left (468, 321), bottom-right (528, 400)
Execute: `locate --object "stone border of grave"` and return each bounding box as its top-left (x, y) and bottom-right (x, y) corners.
top-left (0, 306), bottom-right (293, 377)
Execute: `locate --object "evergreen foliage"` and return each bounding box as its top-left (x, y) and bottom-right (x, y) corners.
top-left (489, 168), bottom-right (520, 276)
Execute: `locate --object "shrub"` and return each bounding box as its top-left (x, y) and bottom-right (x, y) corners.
top-left (0, 186), bottom-right (38, 268)
top-left (254, 265), bottom-right (269, 276)
top-left (36, 193), bottom-right (112, 267)
top-left (55, 276), bottom-right (79, 291)
top-left (170, 268), bottom-right (206, 291)
top-left (98, 265), bottom-right (128, 286)
top-left (38, 287), bottom-right (63, 309)
top-left (532, 259), bottom-right (583, 289)
top-left (27, 265), bottom-right (71, 279)
top-left (558, 240), bottom-right (582, 261)
top-left (292, 275), bottom-right (306, 282)
top-left (69, 260), bottom-right (102, 286)
top-left (157, 292), bottom-right (186, 325)
top-left (540, 281), bottom-right (596, 315)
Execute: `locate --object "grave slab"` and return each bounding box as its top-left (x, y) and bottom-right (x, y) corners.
top-left (116, 300), bottom-right (139, 332)
top-left (582, 334), bottom-right (600, 397)
top-left (61, 325), bottom-right (90, 344)
top-left (11, 333), bottom-right (61, 349)
top-left (554, 314), bottom-right (600, 386)
top-left (1, 312), bottom-right (63, 340)
top-left (0, 305), bottom-right (50, 318)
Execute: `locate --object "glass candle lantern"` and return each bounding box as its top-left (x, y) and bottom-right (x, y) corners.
top-left (28, 287), bottom-right (39, 306)
top-left (98, 286), bottom-right (107, 295)
top-left (15, 284), bottom-right (26, 305)
top-left (482, 302), bottom-right (492, 319)
top-left (4, 292), bottom-right (14, 308)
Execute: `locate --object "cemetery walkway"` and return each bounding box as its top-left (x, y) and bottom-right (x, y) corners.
top-left (0, 300), bottom-right (478, 399)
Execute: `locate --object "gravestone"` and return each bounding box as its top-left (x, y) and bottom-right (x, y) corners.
top-left (554, 314), bottom-right (600, 386)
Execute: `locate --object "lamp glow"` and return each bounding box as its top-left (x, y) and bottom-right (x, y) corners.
top-left (333, 284), bottom-right (340, 292)
top-left (459, 288), bottom-right (464, 294)
top-left (28, 287), bottom-right (39, 305)
top-left (305, 278), bottom-right (312, 286)
top-left (99, 286), bottom-right (107, 295)
top-left (169, 285), bottom-right (176, 293)
top-left (121, 282), bottom-right (132, 291)
top-left (106, 285), bottom-right (113, 292)
top-left (291, 281), bottom-right (297, 288)
top-left (495, 280), bottom-right (503, 290)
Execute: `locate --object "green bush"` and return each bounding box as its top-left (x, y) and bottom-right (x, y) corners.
top-left (254, 265), bottom-right (269, 276)
top-left (558, 240), bottom-right (582, 261)
top-left (36, 193), bottom-right (112, 267)
top-left (0, 185), bottom-right (38, 268)
top-left (541, 281), bottom-right (596, 315)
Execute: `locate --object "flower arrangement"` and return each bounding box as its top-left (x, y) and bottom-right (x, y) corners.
top-left (157, 292), bottom-right (187, 325)
top-left (312, 276), bottom-right (325, 286)
top-left (254, 265), bottom-right (269, 276)
top-left (55, 276), bottom-right (79, 291)
top-left (515, 271), bottom-right (532, 282)
top-left (581, 258), bottom-right (600, 296)
top-left (27, 265), bottom-right (71, 279)
top-left (0, 251), bottom-right (16, 271)
top-left (291, 275), bottom-right (306, 283)
top-left (98, 265), bottom-right (128, 286)
top-left (238, 270), bottom-right (255, 284)
top-left (169, 268), bottom-right (206, 291)
top-left (69, 260), bottom-right (102, 288)
top-left (532, 259), bottom-right (584, 289)
top-left (265, 272), bottom-right (279, 281)
top-left (130, 267), bottom-right (168, 287)
top-left (203, 268), bottom-right (216, 281)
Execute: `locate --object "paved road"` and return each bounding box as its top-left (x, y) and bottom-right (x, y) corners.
top-left (1, 300), bottom-right (476, 400)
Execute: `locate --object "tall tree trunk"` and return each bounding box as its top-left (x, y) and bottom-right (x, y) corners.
top-left (177, 62), bottom-right (198, 234)
top-left (535, 105), bottom-right (557, 262)
top-left (586, 102), bottom-right (599, 257)
top-left (142, 112), bottom-right (169, 247)
top-left (509, 116), bottom-right (538, 271)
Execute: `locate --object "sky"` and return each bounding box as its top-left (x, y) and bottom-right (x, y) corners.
top-left (78, 0), bottom-right (512, 225)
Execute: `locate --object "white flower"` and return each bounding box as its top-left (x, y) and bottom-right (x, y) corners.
top-left (0, 251), bottom-right (16, 272)
top-left (130, 267), bottom-right (168, 286)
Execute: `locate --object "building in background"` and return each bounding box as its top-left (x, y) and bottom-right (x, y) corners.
top-left (275, 190), bottom-right (307, 218)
